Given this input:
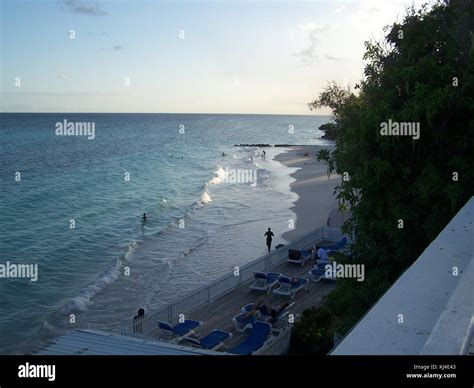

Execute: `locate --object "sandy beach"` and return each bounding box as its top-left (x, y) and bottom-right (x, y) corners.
top-left (275, 145), bottom-right (350, 242)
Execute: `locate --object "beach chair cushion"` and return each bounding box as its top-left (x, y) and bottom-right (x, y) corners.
top-left (323, 237), bottom-right (347, 251)
top-left (241, 303), bottom-right (257, 313)
top-left (157, 322), bottom-right (173, 332)
top-left (266, 272), bottom-right (281, 283)
top-left (310, 267), bottom-right (325, 276)
top-left (231, 322), bottom-right (271, 355)
top-left (158, 320), bottom-right (201, 336)
top-left (272, 276), bottom-right (307, 297)
top-left (200, 329), bottom-right (232, 350)
top-left (250, 272), bottom-right (281, 292)
top-left (235, 313), bottom-right (257, 324)
top-left (310, 264), bottom-right (336, 281)
top-left (313, 262), bottom-right (327, 273)
top-left (279, 276), bottom-right (307, 288)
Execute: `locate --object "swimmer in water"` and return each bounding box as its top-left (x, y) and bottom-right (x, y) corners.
top-left (142, 213), bottom-right (147, 222)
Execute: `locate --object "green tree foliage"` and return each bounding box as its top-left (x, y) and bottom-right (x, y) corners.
top-left (318, 122), bottom-right (338, 140)
top-left (291, 0), bottom-right (474, 353)
top-left (289, 307), bottom-right (333, 354)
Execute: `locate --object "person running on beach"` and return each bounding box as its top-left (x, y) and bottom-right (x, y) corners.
top-left (142, 213), bottom-right (147, 222)
top-left (264, 227), bottom-right (274, 252)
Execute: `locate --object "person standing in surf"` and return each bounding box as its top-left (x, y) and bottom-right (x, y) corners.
top-left (264, 227), bottom-right (274, 252)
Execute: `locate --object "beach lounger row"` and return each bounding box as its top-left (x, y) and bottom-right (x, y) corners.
top-left (249, 272), bottom-right (308, 298)
top-left (157, 318), bottom-right (273, 354)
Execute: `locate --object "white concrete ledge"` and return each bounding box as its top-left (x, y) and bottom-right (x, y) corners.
top-left (332, 197), bottom-right (473, 355)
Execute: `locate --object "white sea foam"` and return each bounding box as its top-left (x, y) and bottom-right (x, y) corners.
top-left (67, 258), bottom-right (123, 312)
top-left (66, 241), bottom-right (137, 313)
top-left (125, 241), bottom-right (138, 260)
top-left (201, 191), bottom-right (212, 204)
top-left (193, 190), bottom-right (212, 209)
top-left (208, 166), bottom-right (228, 185)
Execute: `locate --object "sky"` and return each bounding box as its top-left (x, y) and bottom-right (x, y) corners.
top-left (0, 0), bottom-right (426, 114)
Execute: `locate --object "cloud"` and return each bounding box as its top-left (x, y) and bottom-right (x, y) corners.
top-left (324, 54), bottom-right (345, 62)
top-left (294, 23), bottom-right (329, 64)
top-left (61, 0), bottom-right (107, 16)
top-left (2, 92), bottom-right (123, 96)
top-left (298, 23), bottom-right (319, 32)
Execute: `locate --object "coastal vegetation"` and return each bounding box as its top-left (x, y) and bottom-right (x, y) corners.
top-left (318, 122), bottom-right (338, 140)
top-left (290, 0), bottom-right (474, 354)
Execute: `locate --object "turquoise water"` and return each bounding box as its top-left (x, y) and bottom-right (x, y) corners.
top-left (0, 113), bottom-right (331, 354)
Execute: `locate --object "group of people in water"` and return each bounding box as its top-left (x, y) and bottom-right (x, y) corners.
top-left (222, 149), bottom-right (266, 163)
top-left (140, 150), bottom-right (268, 225)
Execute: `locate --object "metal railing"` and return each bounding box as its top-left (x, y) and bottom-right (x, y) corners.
top-left (122, 226), bottom-right (350, 338)
top-left (256, 326), bottom-right (293, 355)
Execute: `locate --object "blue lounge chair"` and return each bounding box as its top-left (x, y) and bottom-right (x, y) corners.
top-left (229, 321), bottom-right (272, 355)
top-left (157, 319), bottom-right (202, 341)
top-left (249, 272), bottom-right (281, 292)
top-left (309, 263), bottom-right (336, 282)
top-left (259, 302), bottom-right (295, 327)
top-left (181, 329), bottom-right (233, 351)
top-left (287, 249), bottom-right (311, 266)
top-left (232, 311), bottom-right (259, 333)
top-left (323, 237), bottom-right (347, 252)
top-left (240, 303), bottom-right (257, 313)
top-left (272, 276), bottom-right (308, 298)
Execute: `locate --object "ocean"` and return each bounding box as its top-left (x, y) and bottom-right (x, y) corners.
top-left (0, 113), bottom-right (331, 354)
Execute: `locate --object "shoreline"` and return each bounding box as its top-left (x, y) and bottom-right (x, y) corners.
top-left (274, 144), bottom-right (348, 242)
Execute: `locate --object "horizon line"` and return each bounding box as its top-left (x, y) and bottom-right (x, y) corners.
top-left (0, 111), bottom-right (332, 117)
